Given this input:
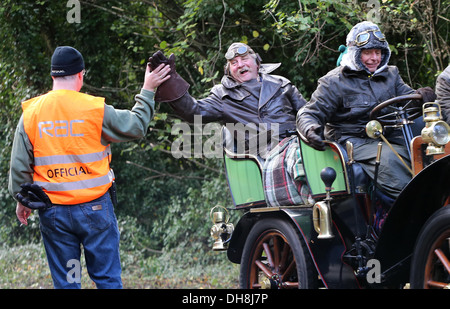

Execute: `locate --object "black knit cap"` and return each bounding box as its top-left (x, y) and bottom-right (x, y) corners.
top-left (51, 46), bottom-right (85, 77)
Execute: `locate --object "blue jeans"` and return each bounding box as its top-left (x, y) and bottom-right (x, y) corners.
top-left (39, 192), bottom-right (122, 289)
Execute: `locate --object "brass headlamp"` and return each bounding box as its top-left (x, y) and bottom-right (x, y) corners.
top-left (210, 205), bottom-right (234, 251)
top-left (421, 102), bottom-right (450, 155)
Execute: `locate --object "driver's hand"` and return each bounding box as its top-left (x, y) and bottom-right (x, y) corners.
top-left (305, 125), bottom-right (326, 151)
top-left (415, 87), bottom-right (437, 104)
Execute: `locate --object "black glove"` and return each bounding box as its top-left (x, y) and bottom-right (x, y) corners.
top-left (415, 87), bottom-right (437, 104)
top-left (16, 183), bottom-right (52, 210)
top-left (148, 51), bottom-right (190, 102)
top-left (148, 50), bottom-right (169, 68)
top-left (305, 125), bottom-right (326, 151)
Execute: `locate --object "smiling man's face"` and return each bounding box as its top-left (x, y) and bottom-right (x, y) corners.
top-left (361, 48), bottom-right (382, 73)
top-left (228, 54), bottom-right (259, 83)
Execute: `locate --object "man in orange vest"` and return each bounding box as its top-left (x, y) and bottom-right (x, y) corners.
top-left (8, 46), bottom-right (170, 288)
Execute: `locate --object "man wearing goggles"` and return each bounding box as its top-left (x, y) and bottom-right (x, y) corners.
top-left (348, 28), bottom-right (388, 74)
top-left (297, 21), bottom-right (436, 217)
top-left (148, 42), bottom-right (307, 155)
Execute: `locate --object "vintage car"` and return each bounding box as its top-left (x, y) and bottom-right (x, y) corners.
top-left (210, 94), bottom-right (450, 289)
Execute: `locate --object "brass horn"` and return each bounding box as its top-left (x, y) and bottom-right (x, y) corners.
top-left (313, 167), bottom-right (336, 239)
top-left (313, 201), bottom-right (334, 239)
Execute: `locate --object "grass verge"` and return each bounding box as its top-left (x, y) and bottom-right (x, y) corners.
top-left (0, 243), bottom-right (239, 289)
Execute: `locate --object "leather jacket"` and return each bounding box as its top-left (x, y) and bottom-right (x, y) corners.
top-left (297, 65), bottom-right (415, 147)
top-left (169, 72), bottom-right (306, 135)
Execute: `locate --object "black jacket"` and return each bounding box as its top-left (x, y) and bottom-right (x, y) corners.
top-left (169, 72), bottom-right (306, 134)
top-left (297, 65), bottom-right (414, 147)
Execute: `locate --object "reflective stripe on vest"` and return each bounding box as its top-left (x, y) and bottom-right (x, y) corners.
top-left (22, 90), bottom-right (112, 205)
top-left (33, 148), bottom-right (111, 166)
top-left (34, 169), bottom-right (114, 192)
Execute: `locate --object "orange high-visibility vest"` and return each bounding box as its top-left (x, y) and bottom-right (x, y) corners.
top-left (22, 90), bottom-right (113, 205)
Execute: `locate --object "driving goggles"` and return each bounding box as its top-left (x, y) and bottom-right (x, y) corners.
top-left (353, 29), bottom-right (386, 47)
top-left (225, 45), bottom-right (251, 60)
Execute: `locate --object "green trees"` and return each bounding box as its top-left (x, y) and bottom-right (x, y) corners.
top-left (1, 0), bottom-right (448, 262)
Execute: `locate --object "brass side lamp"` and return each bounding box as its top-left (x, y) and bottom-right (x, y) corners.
top-left (421, 102), bottom-right (450, 155)
top-left (210, 205), bottom-right (234, 251)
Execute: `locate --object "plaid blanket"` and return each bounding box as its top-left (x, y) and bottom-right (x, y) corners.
top-left (263, 136), bottom-right (314, 206)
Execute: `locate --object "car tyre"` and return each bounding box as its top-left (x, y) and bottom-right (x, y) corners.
top-left (410, 206), bottom-right (450, 289)
top-left (239, 217), bottom-right (317, 289)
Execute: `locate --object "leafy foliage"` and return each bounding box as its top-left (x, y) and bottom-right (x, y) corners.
top-left (0, 0), bottom-right (448, 279)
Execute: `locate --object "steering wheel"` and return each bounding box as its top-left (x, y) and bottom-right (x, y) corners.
top-left (369, 93), bottom-right (423, 126)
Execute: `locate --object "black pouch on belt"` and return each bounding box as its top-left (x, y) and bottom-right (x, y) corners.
top-left (109, 181), bottom-right (118, 207)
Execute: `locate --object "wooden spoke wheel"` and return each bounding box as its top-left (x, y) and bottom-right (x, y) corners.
top-left (423, 230), bottom-right (450, 289)
top-left (411, 206), bottom-right (450, 289)
top-left (239, 218), bottom-right (316, 289)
